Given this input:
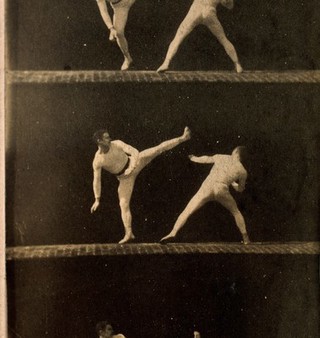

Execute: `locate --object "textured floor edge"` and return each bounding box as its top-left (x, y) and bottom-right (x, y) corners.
top-left (6, 70), bottom-right (320, 84)
top-left (6, 242), bottom-right (320, 260)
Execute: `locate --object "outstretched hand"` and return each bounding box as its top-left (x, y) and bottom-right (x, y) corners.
top-left (91, 200), bottom-right (100, 213)
top-left (188, 154), bottom-right (196, 161)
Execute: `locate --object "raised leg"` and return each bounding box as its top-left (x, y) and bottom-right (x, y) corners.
top-left (113, 6), bottom-right (133, 70)
top-left (215, 190), bottom-right (250, 244)
top-left (117, 176), bottom-right (136, 243)
top-left (137, 127), bottom-right (191, 170)
top-left (206, 17), bottom-right (243, 73)
top-left (157, 8), bottom-right (200, 72)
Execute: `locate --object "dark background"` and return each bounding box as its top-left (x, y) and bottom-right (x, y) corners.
top-left (6, 83), bottom-right (320, 246)
top-left (6, 255), bottom-right (320, 338)
top-left (5, 1), bottom-right (320, 337)
top-left (6, 0), bottom-right (320, 71)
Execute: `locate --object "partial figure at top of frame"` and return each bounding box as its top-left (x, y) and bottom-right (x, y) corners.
top-left (96, 0), bottom-right (242, 72)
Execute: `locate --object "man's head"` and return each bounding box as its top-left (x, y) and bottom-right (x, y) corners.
top-left (96, 321), bottom-right (114, 338)
top-left (232, 146), bottom-right (247, 163)
top-left (93, 129), bottom-right (112, 148)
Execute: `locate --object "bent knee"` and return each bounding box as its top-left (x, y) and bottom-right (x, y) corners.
top-left (176, 26), bottom-right (189, 36)
top-left (115, 30), bottom-right (126, 39)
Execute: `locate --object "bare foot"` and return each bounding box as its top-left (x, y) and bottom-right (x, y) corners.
top-left (182, 127), bottom-right (191, 141)
top-left (157, 60), bottom-right (170, 73)
top-left (119, 234), bottom-right (135, 244)
top-left (121, 59), bottom-right (133, 71)
top-left (242, 233), bottom-right (250, 245)
top-left (160, 234), bottom-right (176, 244)
top-left (235, 62), bottom-right (243, 74)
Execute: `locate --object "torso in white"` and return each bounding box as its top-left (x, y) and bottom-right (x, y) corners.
top-left (93, 140), bottom-right (129, 174)
top-left (207, 154), bottom-right (247, 185)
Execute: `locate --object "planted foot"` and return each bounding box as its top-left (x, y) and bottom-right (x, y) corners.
top-left (121, 58), bottom-right (133, 71)
top-left (235, 62), bottom-right (243, 74)
top-left (119, 233), bottom-right (135, 244)
top-left (157, 60), bottom-right (170, 73)
top-left (160, 234), bottom-right (176, 244)
top-left (242, 233), bottom-right (250, 245)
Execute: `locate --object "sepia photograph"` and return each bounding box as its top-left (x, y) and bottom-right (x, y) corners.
top-left (3, 0), bottom-right (320, 337)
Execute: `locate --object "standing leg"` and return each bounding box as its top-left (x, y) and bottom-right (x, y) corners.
top-left (206, 16), bottom-right (243, 73)
top-left (113, 5), bottom-right (134, 70)
top-left (137, 127), bottom-right (191, 170)
top-left (160, 186), bottom-right (212, 242)
top-left (117, 176), bottom-right (136, 243)
top-left (215, 190), bottom-right (250, 244)
top-left (157, 6), bottom-right (200, 72)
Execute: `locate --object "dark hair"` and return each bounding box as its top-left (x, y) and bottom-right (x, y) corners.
top-left (234, 146), bottom-right (248, 163)
top-left (93, 129), bottom-right (109, 144)
top-left (96, 321), bottom-right (112, 335)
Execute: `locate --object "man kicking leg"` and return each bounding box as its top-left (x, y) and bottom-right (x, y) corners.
top-left (91, 127), bottom-right (191, 243)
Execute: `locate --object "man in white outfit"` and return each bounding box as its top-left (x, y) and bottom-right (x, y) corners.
top-left (96, 0), bottom-right (136, 70)
top-left (160, 146), bottom-right (250, 244)
top-left (157, 0), bottom-right (242, 73)
top-left (91, 127), bottom-right (191, 244)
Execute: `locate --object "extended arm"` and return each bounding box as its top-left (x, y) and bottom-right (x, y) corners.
top-left (96, 0), bottom-right (117, 34)
top-left (91, 164), bottom-right (102, 213)
top-left (115, 140), bottom-right (139, 175)
top-left (221, 0), bottom-right (234, 10)
top-left (189, 154), bottom-right (216, 164)
top-left (232, 172), bottom-right (247, 192)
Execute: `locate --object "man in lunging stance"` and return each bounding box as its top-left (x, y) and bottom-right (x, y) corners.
top-left (96, 0), bottom-right (136, 70)
top-left (157, 0), bottom-right (242, 73)
top-left (160, 146), bottom-right (250, 244)
top-left (91, 127), bottom-right (191, 244)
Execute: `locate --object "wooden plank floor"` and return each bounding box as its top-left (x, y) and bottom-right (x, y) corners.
top-left (6, 70), bottom-right (320, 84)
top-left (6, 242), bottom-right (320, 260)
